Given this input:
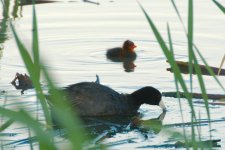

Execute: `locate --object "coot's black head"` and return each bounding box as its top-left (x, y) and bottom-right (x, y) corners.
top-left (130, 86), bottom-right (166, 112)
top-left (122, 40), bottom-right (137, 52)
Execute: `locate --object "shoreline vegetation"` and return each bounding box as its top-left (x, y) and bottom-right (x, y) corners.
top-left (139, 0), bottom-right (225, 149)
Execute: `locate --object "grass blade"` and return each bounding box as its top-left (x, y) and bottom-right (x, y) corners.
top-left (28, 127), bottom-right (34, 150)
top-left (41, 65), bottom-right (86, 150)
top-left (212, 0), bottom-right (225, 13)
top-left (0, 108), bottom-right (56, 150)
top-left (10, 23), bottom-right (35, 75)
top-left (8, 2), bottom-right (87, 149)
top-left (32, 1), bottom-right (40, 81)
top-left (188, 0), bottom-right (194, 93)
top-left (194, 46), bottom-right (225, 91)
top-left (138, 2), bottom-right (197, 121)
top-left (171, 0), bottom-right (213, 146)
top-left (10, 21), bottom-right (52, 128)
top-left (30, 3), bottom-right (53, 128)
top-left (218, 55), bottom-right (225, 75)
top-left (0, 119), bottom-right (14, 132)
top-left (170, 0), bottom-right (225, 91)
top-left (187, 1), bottom-right (200, 148)
top-left (171, 0), bottom-right (187, 33)
top-left (192, 53), bottom-right (212, 144)
top-left (0, 0), bottom-right (10, 18)
top-left (167, 23), bottom-right (189, 148)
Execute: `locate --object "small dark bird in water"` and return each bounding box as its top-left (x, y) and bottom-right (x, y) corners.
top-left (50, 77), bottom-right (166, 117)
top-left (11, 72), bottom-right (33, 94)
top-left (106, 40), bottom-right (137, 60)
top-left (106, 40), bottom-right (137, 72)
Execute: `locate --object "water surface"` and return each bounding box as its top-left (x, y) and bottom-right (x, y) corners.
top-left (0, 0), bottom-right (225, 149)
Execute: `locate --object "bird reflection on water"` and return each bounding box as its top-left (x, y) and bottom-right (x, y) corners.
top-left (54, 111), bottom-right (166, 144)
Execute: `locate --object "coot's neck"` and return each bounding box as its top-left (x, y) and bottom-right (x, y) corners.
top-left (127, 94), bottom-right (143, 110)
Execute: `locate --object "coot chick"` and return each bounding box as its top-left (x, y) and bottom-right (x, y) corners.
top-left (106, 40), bottom-right (137, 61)
top-left (11, 72), bottom-right (33, 94)
top-left (57, 82), bottom-right (166, 117)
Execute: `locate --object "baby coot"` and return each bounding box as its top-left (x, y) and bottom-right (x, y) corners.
top-left (106, 40), bottom-right (137, 72)
top-left (11, 73), bottom-right (33, 94)
top-left (58, 81), bottom-right (166, 117)
top-left (106, 40), bottom-right (137, 60)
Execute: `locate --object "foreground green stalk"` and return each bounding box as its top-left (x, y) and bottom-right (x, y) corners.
top-left (0, 1), bottom-right (87, 149)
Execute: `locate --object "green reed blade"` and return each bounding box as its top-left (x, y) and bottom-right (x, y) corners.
top-left (218, 55), bottom-right (225, 75)
top-left (194, 46), bottom-right (225, 91)
top-left (166, 24), bottom-right (180, 100)
top-left (28, 127), bottom-right (34, 150)
top-left (12, 0), bottom-right (19, 19)
top-left (0, 0), bottom-right (10, 18)
top-left (188, 0), bottom-right (194, 93)
top-left (191, 52), bottom-right (212, 146)
top-left (0, 108), bottom-right (56, 150)
top-left (32, 1), bottom-right (40, 81)
top-left (192, 55), bottom-right (210, 118)
top-left (170, 0), bottom-right (225, 91)
top-left (139, 6), bottom-right (200, 144)
top-left (30, 3), bottom-right (53, 128)
top-left (10, 23), bottom-right (34, 76)
top-left (171, 0), bottom-right (217, 134)
top-left (171, 0), bottom-right (187, 33)
top-left (187, 1), bottom-right (199, 148)
top-left (0, 119), bottom-right (14, 132)
top-left (198, 112), bottom-right (204, 150)
top-left (167, 23), bottom-right (189, 148)
top-left (10, 22), bottom-right (52, 129)
top-left (8, 2), bottom-right (86, 149)
top-left (212, 0), bottom-right (225, 13)
top-left (41, 65), bottom-right (86, 150)
top-left (138, 2), bottom-right (197, 122)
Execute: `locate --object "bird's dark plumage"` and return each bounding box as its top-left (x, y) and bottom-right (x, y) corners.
top-left (106, 40), bottom-right (137, 60)
top-left (58, 82), bottom-right (164, 117)
top-left (106, 40), bottom-right (137, 72)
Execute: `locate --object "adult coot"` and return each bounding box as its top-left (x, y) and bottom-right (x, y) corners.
top-left (55, 81), bottom-right (166, 117)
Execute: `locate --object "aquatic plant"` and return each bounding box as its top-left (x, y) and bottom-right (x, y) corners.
top-left (139, 0), bottom-right (225, 149)
top-left (0, 0), bottom-right (86, 149)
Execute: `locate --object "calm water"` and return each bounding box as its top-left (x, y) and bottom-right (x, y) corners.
top-left (0, 0), bottom-right (225, 149)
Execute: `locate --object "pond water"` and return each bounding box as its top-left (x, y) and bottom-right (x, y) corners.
top-left (0, 0), bottom-right (225, 149)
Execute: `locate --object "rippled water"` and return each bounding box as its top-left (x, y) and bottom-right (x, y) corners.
top-left (0, 0), bottom-right (225, 149)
